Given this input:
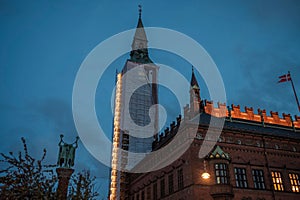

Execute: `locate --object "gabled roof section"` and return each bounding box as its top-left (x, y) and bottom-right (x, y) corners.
top-left (208, 145), bottom-right (230, 160)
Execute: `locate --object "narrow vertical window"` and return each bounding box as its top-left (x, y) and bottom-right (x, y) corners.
top-left (289, 173), bottom-right (300, 193)
top-left (271, 171), bottom-right (284, 191)
top-left (146, 186), bottom-right (151, 200)
top-left (153, 183), bottom-right (157, 200)
top-left (160, 178), bottom-right (165, 197)
top-left (252, 169), bottom-right (265, 189)
top-left (234, 168), bottom-right (248, 188)
top-left (168, 174), bottom-right (174, 193)
top-left (141, 190), bottom-right (145, 200)
top-left (177, 168), bottom-right (184, 189)
top-left (215, 163), bottom-right (229, 184)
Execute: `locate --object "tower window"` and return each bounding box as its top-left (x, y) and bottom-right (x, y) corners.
top-left (289, 173), bottom-right (300, 193)
top-left (215, 163), bottom-right (229, 184)
top-left (146, 186), bottom-right (151, 200)
top-left (252, 169), bottom-right (265, 189)
top-left (141, 190), bottom-right (145, 200)
top-left (153, 182), bottom-right (157, 200)
top-left (168, 174), bottom-right (174, 193)
top-left (177, 168), bottom-right (184, 189)
top-left (271, 171), bottom-right (284, 191)
top-left (160, 178), bottom-right (165, 197)
top-left (234, 168), bottom-right (248, 188)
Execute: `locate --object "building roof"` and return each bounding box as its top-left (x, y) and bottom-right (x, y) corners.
top-left (189, 112), bottom-right (300, 140)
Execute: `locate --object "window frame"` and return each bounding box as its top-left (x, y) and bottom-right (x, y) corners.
top-left (271, 171), bottom-right (284, 191)
top-left (234, 167), bottom-right (248, 188)
top-left (289, 173), bottom-right (300, 193)
top-left (160, 178), bottom-right (165, 198)
top-left (168, 173), bottom-right (174, 194)
top-left (177, 168), bottom-right (184, 189)
top-left (252, 169), bottom-right (265, 190)
top-left (215, 163), bottom-right (229, 184)
top-left (153, 182), bottom-right (157, 200)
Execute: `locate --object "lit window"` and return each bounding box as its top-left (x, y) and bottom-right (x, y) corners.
top-left (234, 168), bottom-right (248, 188)
top-left (168, 174), bottom-right (174, 193)
top-left (160, 178), bottom-right (165, 197)
top-left (289, 173), bottom-right (300, 193)
top-left (271, 171), bottom-right (284, 191)
top-left (215, 163), bottom-right (229, 184)
top-left (252, 169), bottom-right (265, 189)
top-left (178, 169), bottom-right (184, 189)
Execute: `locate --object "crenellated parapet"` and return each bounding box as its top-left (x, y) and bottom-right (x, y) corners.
top-left (152, 115), bottom-right (181, 149)
top-left (203, 101), bottom-right (300, 128)
top-left (204, 100), bottom-right (227, 118)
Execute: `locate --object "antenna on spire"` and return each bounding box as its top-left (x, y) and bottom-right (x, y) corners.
top-left (138, 5), bottom-right (142, 18)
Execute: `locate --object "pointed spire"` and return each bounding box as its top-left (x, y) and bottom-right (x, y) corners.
top-left (189, 66), bottom-right (202, 116)
top-left (130, 5), bottom-right (152, 63)
top-left (191, 66), bottom-right (199, 88)
top-left (132, 5), bottom-right (147, 51)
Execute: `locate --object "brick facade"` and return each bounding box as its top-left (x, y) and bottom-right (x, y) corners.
top-left (128, 113), bottom-right (300, 200)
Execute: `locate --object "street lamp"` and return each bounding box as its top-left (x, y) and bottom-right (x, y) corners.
top-left (201, 160), bottom-right (210, 179)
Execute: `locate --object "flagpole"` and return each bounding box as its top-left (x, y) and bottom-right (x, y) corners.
top-left (288, 71), bottom-right (300, 112)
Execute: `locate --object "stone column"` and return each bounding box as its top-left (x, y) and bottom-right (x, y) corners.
top-left (56, 168), bottom-right (74, 200)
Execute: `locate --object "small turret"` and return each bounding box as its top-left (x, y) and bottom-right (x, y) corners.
top-left (189, 66), bottom-right (202, 116)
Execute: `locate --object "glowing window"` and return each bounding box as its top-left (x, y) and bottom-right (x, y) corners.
top-left (271, 171), bottom-right (284, 191)
top-left (215, 163), bottom-right (229, 184)
top-left (289, 173), bottom-right (300, 193)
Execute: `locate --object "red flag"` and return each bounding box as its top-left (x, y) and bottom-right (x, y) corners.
top-left (278, 73), bottom-right (291, 83)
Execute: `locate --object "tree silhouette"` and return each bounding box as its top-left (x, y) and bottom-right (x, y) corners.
top-left (0, 137), bottom-right (99, 199)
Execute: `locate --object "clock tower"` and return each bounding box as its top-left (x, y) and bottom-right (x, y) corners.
top-left (109, 6), bottom-right (159, 200)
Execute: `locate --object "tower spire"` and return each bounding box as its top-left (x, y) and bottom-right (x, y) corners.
top-left (190, 66), bottom-right (202, 115)
top-left (130, 5), bottom-right (152, 63)
top-left (191, 66), bottom-right (199, 88)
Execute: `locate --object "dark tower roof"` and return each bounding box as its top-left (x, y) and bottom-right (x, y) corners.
top-left (191, 66), bottom-right (200, 89)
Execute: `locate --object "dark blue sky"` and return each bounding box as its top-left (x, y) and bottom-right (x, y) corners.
top-left (1, 0), bottom-right (300, 198)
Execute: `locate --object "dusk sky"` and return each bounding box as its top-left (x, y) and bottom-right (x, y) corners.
top-left (1, 0), bottom-right (300, 198)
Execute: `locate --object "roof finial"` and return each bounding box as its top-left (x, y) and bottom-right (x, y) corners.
top-left (138, 5), bottom-right (142, 19)
top-left (192, 65), bottom-right (194, 73)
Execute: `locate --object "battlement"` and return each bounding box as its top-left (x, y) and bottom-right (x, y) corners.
top-left (203, 100), bottom-right (300, 128)
top-left (152, 115), bottom-right (181, 149)
top-left (153, 101), bottom-right (299, 150)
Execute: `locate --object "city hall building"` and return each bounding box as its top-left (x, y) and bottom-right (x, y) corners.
top-left (109, 8), bottom-right (300, 200)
